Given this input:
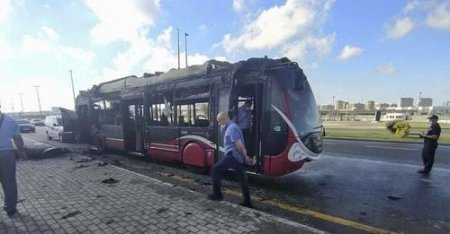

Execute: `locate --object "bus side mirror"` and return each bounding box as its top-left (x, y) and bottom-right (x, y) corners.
top-left (53, 123), bottom-right (57, 127)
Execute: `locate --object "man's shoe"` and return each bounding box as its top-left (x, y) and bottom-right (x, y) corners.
top-left (417, 169), bottom-right (430, 174)
top-left (207, 193), bottom-right (223, 201)
top-left (6, 209), bottom-right (18, 217)
top-left (239, 201), bottom-right (253, 208)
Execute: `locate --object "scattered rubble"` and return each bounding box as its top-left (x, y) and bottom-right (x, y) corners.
top-left (101, 178), bottom-right (120, 184)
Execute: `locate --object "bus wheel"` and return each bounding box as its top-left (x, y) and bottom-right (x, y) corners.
top-left (183, 142), bottom-right (208, 174)
top-left (46, 132), bottom-right (52, 140)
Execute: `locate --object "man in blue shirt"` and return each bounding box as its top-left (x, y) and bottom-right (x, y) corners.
top-left (0, 106), bottom-right (27, 217)
top-left (418, 114), bottom-right (441, 174)
top-left (208, 112), bottom-right (253, 208)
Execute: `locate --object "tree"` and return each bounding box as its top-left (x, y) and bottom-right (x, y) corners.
top-left (386, 120), bottom-right (410, 138)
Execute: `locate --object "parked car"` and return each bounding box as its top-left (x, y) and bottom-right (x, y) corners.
top-left (31, 119), bottom-right (45, 126)
top-left (17, 119), bottom-right (36, 133)
top-left (45, 115), bottom-right (63, 140)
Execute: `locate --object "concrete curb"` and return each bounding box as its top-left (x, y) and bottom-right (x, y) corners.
top-left (110, 161), bottom-right (327, 234)
top-left (325, 137), bottom-right (450, 146)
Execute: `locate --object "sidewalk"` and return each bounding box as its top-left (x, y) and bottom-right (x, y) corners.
top-left (1, 154), bottom-right (324, 234)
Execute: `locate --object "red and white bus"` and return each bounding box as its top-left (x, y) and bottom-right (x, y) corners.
top-left (75, 57), bottom-right (324, 177)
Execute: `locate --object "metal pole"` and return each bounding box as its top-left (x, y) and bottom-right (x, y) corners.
top-left (332, 96), bottom-right (335, 121)
top-left (70, 70), bottom-right (76, 109)
top-left (33, 85), bottom-right (42, 117)
top-left (185, 32), bottom-right (188, 68)
top-left (177, 28), bottom-right (180, 70)
top-left (19, 93), bottom-right (24, 115)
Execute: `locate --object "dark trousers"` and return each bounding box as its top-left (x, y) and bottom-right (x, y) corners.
top-left (421, 144), bottom-right (437, 173)
top-left (211, 154), bottom-right (251, 203)
top-left (0, 150), bottom-right (18, 213)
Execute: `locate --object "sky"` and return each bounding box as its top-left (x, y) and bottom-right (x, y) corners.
top-left (0, 0), bottom-right (449, 112)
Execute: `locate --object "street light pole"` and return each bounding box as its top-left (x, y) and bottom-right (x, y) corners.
top-left (177, 28), bottom-right (180, 69)
top-left (332, 96), bottom-right (335, 121)
top-left (70, 70), bottom-right (76, 109)
top-left (19, 93), bottom-right (24, 116)
top-left (184, 32), bottom-right (189, 68)
top-left (33, 85), bottom-right (42, 117)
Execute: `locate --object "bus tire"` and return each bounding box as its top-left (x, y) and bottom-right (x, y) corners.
top-left (183, 142), bottom-right (207, 174)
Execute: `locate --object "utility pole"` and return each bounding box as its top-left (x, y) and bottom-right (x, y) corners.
top-left (19, 93), bottom-right (24, 116)
top-left (177, 28), bottom-right (180, 69)
top-left (184, 32), bottom-right (189, 68)
top-left (33, 85), bottom-right (42, 117)
top-left (70, 70), bottom-right (76, 109)
top-left (332, 96), bottom-right (335, 121)
top-left (418, 91), bottom-right (422, 116)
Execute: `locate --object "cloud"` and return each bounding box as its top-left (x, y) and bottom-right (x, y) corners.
top-left (233, 0), bottom-right (246, 13)
top-left (223, 0), bottom-right (335, 53)
top-left (0, 0), bottom-right (12, 24)
top-left (385, 1), bottom-right (450, 39)
top-left (60, 47), bottom-right (95, 65)
top-left (426, 3), bottom-right (450, 30)
top-left (0, 75), bottom-right (74, 112)
top-left (337, 45), bottom-right (364, 61)
top-left (96, 27), bottom-right (212, 83)
top-left (21, 26), bottom-right (95, 64)
top-left (376, 64), bottom-right (395, 75)
top-left (281, 34), bottom-right (335, 61)
top-left (84, 0), bottom-right (161, 44)
top-left (385, 17), bottom-right (414, 39)
top-left (0, 40), bottom-right (16, 61)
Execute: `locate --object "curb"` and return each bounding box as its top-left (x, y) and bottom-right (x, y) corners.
top-left (109, 159), bottom-right (327, 234)
top-left (325, 137), bottom-right (450, 146)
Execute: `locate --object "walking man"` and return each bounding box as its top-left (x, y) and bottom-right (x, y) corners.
top-left (418, 114), bottom-right (441, 174)
top-left (0, 106), bottom-right (27, 217)
top-left (208, 112), bottom-right (253, 208)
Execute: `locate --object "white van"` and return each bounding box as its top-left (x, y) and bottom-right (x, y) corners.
top-left (45, 115), bottom-right (63, 140)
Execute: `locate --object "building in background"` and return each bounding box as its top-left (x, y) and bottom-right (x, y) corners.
top-left (366, 100), bottom-right (375, 111)
top-left (399, 98), bottom-right (414, 108)
top-left (376, 103), bottom-right (390, 110)
top-left (418, 98), bottom-right (432, 107)
top-left (352, 103), bottom-right (365, 111)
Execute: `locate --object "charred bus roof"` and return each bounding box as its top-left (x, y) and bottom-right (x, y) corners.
top-left (76, 57), bottom-right (303, 104)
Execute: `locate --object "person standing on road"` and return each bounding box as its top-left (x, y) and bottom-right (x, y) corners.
top-left (0, 105), bottom-right (27, 217)
top-left (418, 114), bottom-right (441, 174)
top-left (208, 112), bottom-right (253, 208)
top-left (236, 100), bottom-right (252, 154)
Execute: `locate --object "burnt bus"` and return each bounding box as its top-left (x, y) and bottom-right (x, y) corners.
top-left (75, 57), bottom-right (324, 177)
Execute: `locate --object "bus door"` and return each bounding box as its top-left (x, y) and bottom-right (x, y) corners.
top-left (215, 85), bottom-right (232, 160)
top-left (123, 103), bottom-right (144, 153)
top-left (234, 83), bottom-right (264, 173)
top-left (147, 94), bottom-right (179, 161)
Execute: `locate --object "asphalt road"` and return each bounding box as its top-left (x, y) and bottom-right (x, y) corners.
top-left (21, 127), bottom-right (450, 233)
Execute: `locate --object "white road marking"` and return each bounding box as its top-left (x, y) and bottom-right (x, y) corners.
top-left (365, 145), bottom-right (419, 151)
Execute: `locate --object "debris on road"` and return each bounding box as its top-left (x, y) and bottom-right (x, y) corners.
top-left (61, 211), bottom-right (82, 219)
top-left (387, 195), bottom-right (402, 201)
top-left (101, 178), bottom-right (120, 184)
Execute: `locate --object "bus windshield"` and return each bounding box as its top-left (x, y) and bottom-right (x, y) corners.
top-left (286, 80), bottom-right (321, 137)
top-left (271, 69), bottom-right (321, 137)
top-left (270, 68), bottom-right (323, 154)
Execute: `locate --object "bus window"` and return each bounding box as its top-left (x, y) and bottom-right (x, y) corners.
top-left (175, 101), bottom-right (209, 127)
top-left (149, 94), bottom-right (173, 126)
top-left (195, 102), bottom-right (209, 127)
top-left (270, 81), bottom-right (288, 132)
top-left (93, 100), bottom-right (121, 125)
